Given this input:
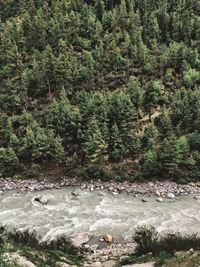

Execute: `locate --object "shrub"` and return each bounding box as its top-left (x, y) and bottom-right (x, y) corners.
top-left (47, 235), bottom-right (78, 255)
top-left (133, 226), bottom-right (200, 256)
top-left (6, 229), bottom-right (78, 255)
top-left (102, 169), bottom-right (113, 181)
top-left (6, 229), bottom-right (40, 249)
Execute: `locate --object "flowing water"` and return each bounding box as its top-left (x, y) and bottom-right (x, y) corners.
top-left (0, 187), bottom-right (200, 244)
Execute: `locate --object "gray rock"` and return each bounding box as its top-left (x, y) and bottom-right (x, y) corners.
top-left (71, 191), bottom-right (78, 197)
top-left (167, 193), bottom-right (175, 199)
top-left (155, 190), bottom-right (160, 197)
top-left (102, 260), bottom-right (116, 267)
top-left (90, 244), bottom-right (98, 252)
top-left (70, 232), bottom-right (92, 247)
top-left (156, 197), bottom-right (163, 202)
top-left (92, 262), bottom-right (102, 267)
top-left (34, 195), bottom-right (48, 205)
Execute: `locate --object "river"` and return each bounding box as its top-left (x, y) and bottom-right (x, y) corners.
top-left (0, 187), bottom-right (200, 245)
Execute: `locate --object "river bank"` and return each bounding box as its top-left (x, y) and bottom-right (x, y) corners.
top-left (1, 177), bottom-right (200, 197)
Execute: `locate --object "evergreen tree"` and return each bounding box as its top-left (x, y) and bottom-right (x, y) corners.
top-left (159, 135), bottom-right (180, 175)
top-left (144, 81), bottom-right (161, 118)
top-left (142, 123), bottom-right (157, 151)
top-left (84, 126), bottom-right (108, 170)
top-left (143, 150), bottom-right (161, 176)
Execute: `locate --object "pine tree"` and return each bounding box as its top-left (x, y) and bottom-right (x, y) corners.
top-left (159, 135), bottom-right (180, 175)
top-left (110, 122), bottom-right (125, 160)
top-left (142, 123), bottom-right (157, 151)
top-left (143, 150), bottom-right (161, 176)
top-left (126, 76), bottom-right (143, 109)
top-left (144, 81), bottom-right (161, 118)
top-left (84, 126), bottom-right (108, 170)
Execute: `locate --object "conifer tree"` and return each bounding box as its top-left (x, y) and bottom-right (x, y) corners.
top-left (159, 135), bottom-right (180, 175)
top-left (84, 125), bottom-right (108, 170)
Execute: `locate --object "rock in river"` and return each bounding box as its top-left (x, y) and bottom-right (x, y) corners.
top-left (70, 232), bottom-right (92, 247)
top-left (104, 234), bottom-right (114, 243)
top-left (167, 193), bottom-right (175, 199)
top-left (193, 195), bottom-right (200, 201)
top-left (34, 195), bottom-right (48, 205)
top-left (156, 197), bottom-right (163, 202)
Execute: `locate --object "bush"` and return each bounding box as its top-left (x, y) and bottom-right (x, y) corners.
top-left (6, 229), bottom-right (78, 255)
top-left (7, 229), bottom-right (40, 249)
top-left (47, 235), bottom-right (78, 255)
top-left (133, 226), bottom-right (159, 255)
top-left (102, 169), bottom-right (114, 181)
top-left (133, 226), bottom-right (200, 256)
top-left (72, 168), bottom-right (89, 179)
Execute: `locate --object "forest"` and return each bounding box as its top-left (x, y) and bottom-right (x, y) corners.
top-left (0, 0), bottom-right (200, 183)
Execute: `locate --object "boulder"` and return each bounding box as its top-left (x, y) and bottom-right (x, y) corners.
top-left (70, 232), bottom-right (92, 247)
top-left (155, 190), bottom-right (160, 197)
top-left (71, 191), bottom-right (78, 197)
top-left (156, 197), bottom-right (163, 202)
top-left (167, 193), bottom-right (175, 199)
top-left (34, 195), bottom-right (48, 205)
top-left (104, 234), bottom-right (114, 243)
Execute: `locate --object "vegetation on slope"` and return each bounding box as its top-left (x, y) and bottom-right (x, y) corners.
top-left (118, 226), bottom-right (200, 266)
top-left (0, 0), bottom-right (200, 182)
top-left (0, 225), bottom-right (83, 266)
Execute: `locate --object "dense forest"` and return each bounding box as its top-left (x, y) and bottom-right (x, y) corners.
top-left (0, 0), bottom-right (200, 182)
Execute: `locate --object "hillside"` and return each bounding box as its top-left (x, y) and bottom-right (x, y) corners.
top-left (0, 0), bottom-right (200, 182)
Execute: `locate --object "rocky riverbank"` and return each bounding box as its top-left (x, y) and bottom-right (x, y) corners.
top-left (1, 177), bottom-right (200, 197)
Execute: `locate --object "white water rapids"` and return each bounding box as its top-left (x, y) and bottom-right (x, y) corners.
top-left (0, 187), bottom-right (200, 244)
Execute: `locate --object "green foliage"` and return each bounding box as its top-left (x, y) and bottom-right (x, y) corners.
top-left (133, 226), bottom-right (200, 256)
top-left (156, 111), bottom-right (172, 138)
top-left (159, 136), bottom-right (180, 175)
top-left (142, 123), bottom-right (157, 150)
top-left (143, 150), bottom-right (161, 176)
top-left (0, 147), bottom-right (19, 176)
top-left (84, 122), bottom-right (108, 168)
top-left (0, 0), bottom-right (200, 180)
top-left (187, 131), bottom-right (200, 151)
